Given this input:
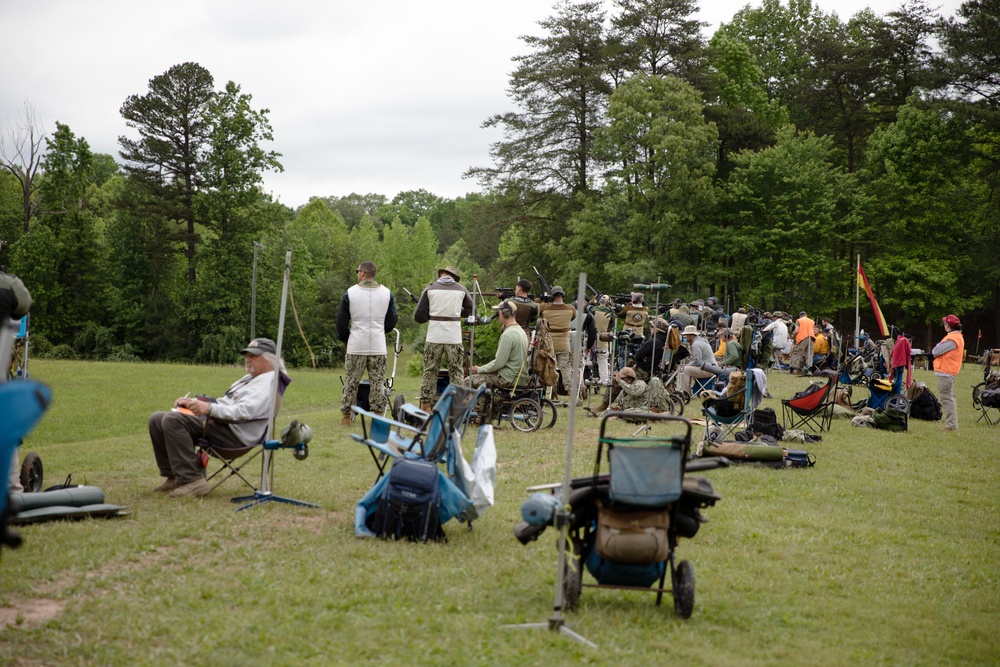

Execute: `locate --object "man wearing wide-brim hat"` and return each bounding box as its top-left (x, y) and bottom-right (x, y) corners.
top-left (413, 266), bottom-right (473, 411)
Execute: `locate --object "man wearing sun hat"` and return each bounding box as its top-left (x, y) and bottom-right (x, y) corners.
top-left (932, 314), bottom-right (966, 431)
top-left (148, 337), bottom-right (279, 498)
top-left (676, 324), bottom-right (717, 397)
top-left (414, 266), bottom-right (473, 411)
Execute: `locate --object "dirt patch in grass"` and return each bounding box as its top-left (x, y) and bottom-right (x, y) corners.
top-left (0, 597), bottom-right (65, 628)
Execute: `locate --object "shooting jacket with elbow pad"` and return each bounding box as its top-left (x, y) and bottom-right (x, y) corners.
top-left (414, 276), bottom-right (473, 345)
top-left (512, 295), bottom-right (539, 331)
top-left (619, 304), bottom-right (648, 336)
top-left (337, 282), bottom-right (398, 356)
top-left (593, 305), bottom-right (615, 351)
top-left (539, 302), bottom-right (577, 352)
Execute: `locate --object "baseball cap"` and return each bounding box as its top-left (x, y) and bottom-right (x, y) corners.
top-left (241, 338), bottom-right (277, 356)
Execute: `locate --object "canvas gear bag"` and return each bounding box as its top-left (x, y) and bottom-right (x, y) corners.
top-left (594, 501), bottom-right (671, 564)
top-left (705, 441), bottom-right (784, 461)
top-left (872, 408), bottom-right (907, 432)
top-left (0, 272), bottom-right (31, 318)
top-left (533, 320), bottom-right (558, 387)
top-left (704, 441), bottom-right (815, 467)
top-left (367, 458), bottom-right (444, 542)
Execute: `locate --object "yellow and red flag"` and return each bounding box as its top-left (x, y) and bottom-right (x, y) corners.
top-left (858, 262), bottom-right (889, 337)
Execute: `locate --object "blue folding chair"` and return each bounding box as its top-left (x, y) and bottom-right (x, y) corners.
top-left (351, 384), bottom-right (486, 481)
top-left (702, 371), bottom-right (756, 441)
top-left (351, 384), bottom-right (492, 536)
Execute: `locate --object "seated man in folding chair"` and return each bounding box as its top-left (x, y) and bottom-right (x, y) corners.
top-left (465, 300), bottom-right (528, 421)
top-left (147, 338), bottom-right (279, 498)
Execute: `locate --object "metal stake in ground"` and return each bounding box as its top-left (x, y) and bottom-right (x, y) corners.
top-left (232, 249), bottom-right (319, 512)
top-left (502, 272), bottom-right (597, 648)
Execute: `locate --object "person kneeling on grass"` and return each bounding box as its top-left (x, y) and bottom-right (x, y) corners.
top-left (147, 338), bottom-right (278, 498)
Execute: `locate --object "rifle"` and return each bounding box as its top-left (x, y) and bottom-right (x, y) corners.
top-left (402, 287), bottom-right (419, 304)
top-left (532, 266), bottom-right (553, 302)
top-left (493, 287), bottom-right (516, 300)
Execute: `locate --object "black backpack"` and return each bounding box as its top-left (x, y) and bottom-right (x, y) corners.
top-left (750, 407), bottom-right (785, 439)
top-left (909, 388), bottom-right (942, 421)
top-left (367, 458), bottom-right (444, 542)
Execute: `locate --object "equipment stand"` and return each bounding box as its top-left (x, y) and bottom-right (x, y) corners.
top-left (232, 447), bottom-right (319, 511)
top-left (502, 273), bottom-right (597, 649)
top-left (234, 249), bottom-right (318, 512)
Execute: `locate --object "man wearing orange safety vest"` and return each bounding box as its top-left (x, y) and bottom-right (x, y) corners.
top-left (932, 314), bottom-right (966, 432)
top-left (790, 311), bottom-right (815, 375)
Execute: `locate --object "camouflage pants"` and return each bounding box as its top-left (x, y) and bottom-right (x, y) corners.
top-left (340, 353), bottom-right (388, 417)
top-left (554, 350), bottom-right (574, 395)
top-left (464, 373), bottom-right (513, 418)
top-left (420, 342), bottom-right (466, 403)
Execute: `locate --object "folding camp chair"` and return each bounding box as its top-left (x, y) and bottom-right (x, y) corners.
top-left (351, 384), bottom-right (486, 482)
top-left (781, 375), bottom-right (837, 433)
top-left (702, 371), bottom-right (755, 441)
top-left (972, 381), bottom-right (1000, 426)
top-left (352, 384), bottom-right (495, 536)
top-left (196, 370), bottom-right (291, 494)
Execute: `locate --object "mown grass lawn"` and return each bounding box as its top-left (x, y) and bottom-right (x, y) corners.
top-left (0, 357), bottom-right (997, 666)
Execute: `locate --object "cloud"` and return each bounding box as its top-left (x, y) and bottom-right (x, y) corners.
top-left (2, 0), bottom-right (964, 208)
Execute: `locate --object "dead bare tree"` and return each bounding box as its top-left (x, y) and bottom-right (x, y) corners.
top-left (0, 101), bottom-right (45, 233)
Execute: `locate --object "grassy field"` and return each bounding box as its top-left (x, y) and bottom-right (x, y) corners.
top-left (0, 356), bottom-right (997, 666)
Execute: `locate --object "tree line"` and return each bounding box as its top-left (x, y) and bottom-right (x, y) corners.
top-left (1, 0), bottom-right (997, 364)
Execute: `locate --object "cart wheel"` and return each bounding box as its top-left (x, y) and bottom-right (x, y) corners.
top-left (886, 393), bottom-right (909, 415)
top-left (540, 398), bottom-right (558, 428)
top-left (563, 555), bottom-right (582, 612)
top-left (673, 560), bottom-right (695, 619)
top-left (508, 398), bottom-right (541, 432)
top-left (20, 452), bottom-right (43, 493)
top-left (393, 393), bottom-right (406, 422)
top-left (668, 392), bottom-right (685, 416)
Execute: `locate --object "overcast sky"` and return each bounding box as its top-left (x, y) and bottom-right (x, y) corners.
top-left (2, 0), bottom-right (962, 209)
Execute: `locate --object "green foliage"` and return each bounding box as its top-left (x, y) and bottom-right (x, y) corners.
top-left (405, 352), bottom-right (423, 376)
top-left (717, 125), bottom-right (855, 311)
top-left (856, 103), bottom-right (993, 327)
top-left (73, 321), bottom-right (117, 359)
top-left (468, 0), bottom-right (611, 196)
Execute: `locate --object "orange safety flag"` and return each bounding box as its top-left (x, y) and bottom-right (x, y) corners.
top-left (858, 262), bottom-right (889, 337)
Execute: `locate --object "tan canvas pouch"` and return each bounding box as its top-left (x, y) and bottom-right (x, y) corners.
top-left (595, 501), bottom-right (671, 564)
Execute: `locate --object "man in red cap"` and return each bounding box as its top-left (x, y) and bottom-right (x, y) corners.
top-left (932, 314), bottom-right (965, 431)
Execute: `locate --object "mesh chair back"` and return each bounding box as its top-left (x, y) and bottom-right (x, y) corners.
top-left (609, 443), bottom-right (683, 507)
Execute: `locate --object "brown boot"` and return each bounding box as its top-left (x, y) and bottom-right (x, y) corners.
top-left (419, 401), bottom-right (434, 413)
top-left (340, 414), bottom-right (352, 426)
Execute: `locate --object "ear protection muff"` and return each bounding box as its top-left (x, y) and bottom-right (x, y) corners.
top-left (499, 301), bottom-right (515, 318)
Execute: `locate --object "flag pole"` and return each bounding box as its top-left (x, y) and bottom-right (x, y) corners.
top-left (854, 254), bottom-right (861, 350)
